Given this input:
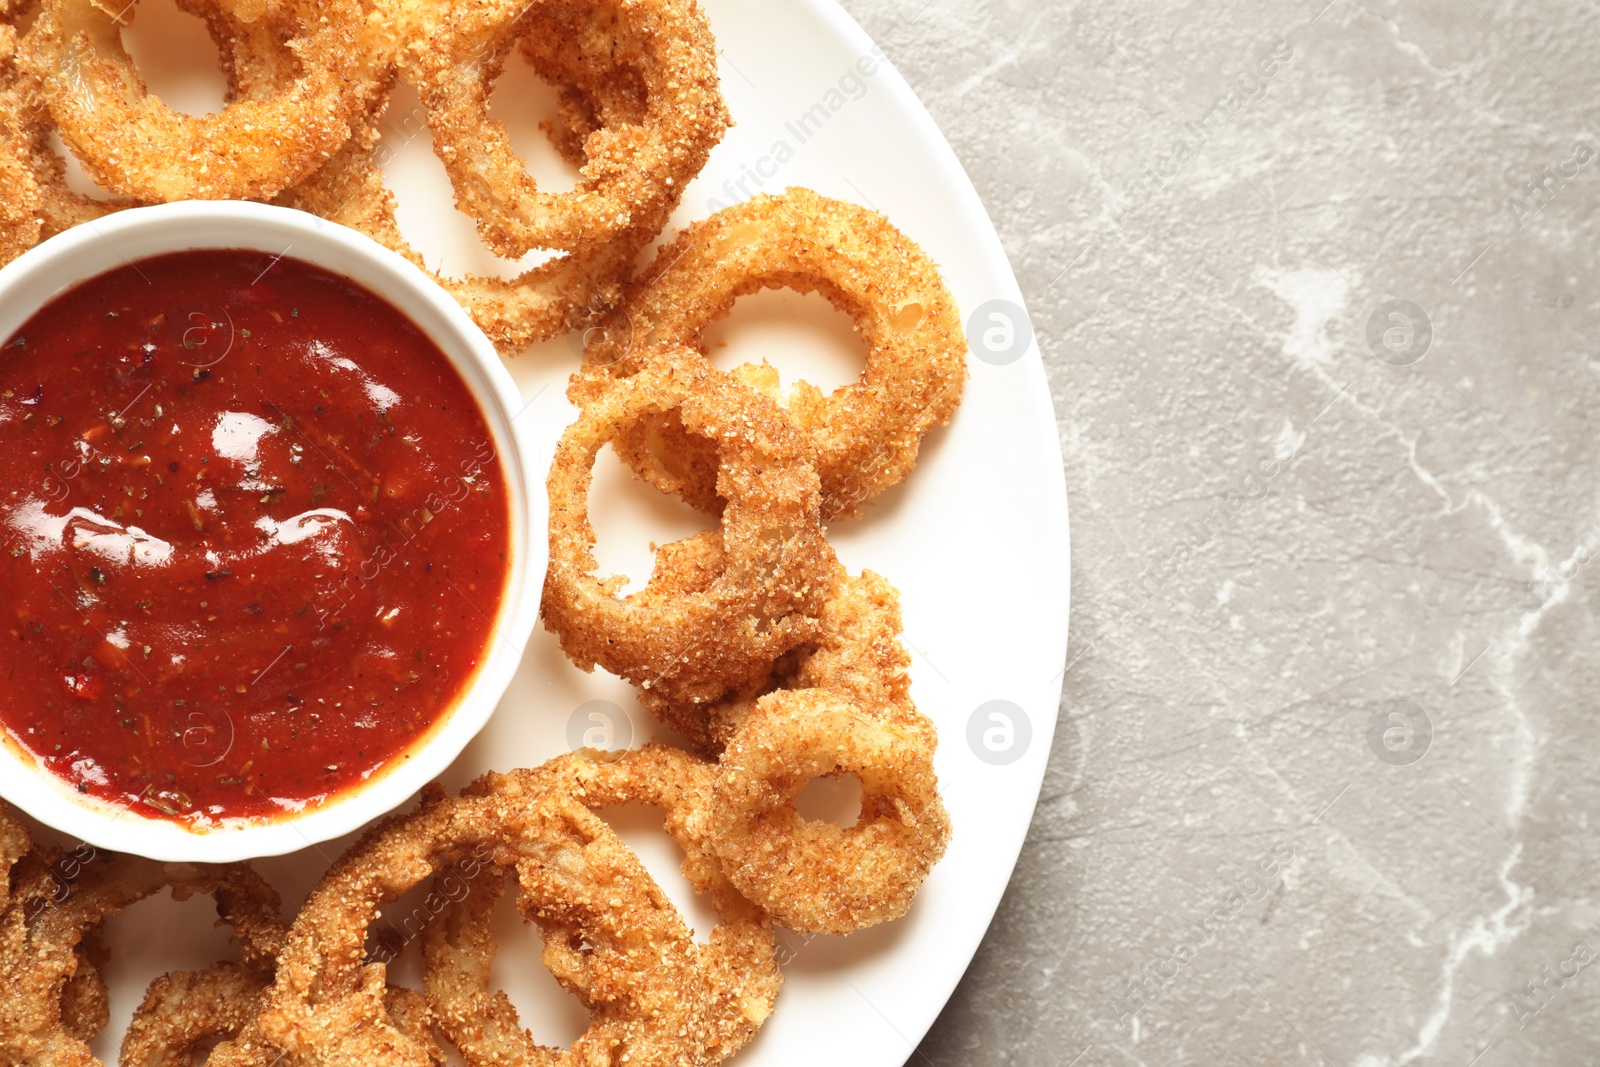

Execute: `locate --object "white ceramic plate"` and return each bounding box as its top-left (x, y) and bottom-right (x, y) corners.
top-left (42, 1), bottom-right (1070, 1062)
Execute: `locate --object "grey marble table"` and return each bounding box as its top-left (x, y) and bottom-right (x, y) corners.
top-left (839, 1), bottom-right (1600, 1064)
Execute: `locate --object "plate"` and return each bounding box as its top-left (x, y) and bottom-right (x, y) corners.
top-left (40, 0), bottom-right (1070, 1062)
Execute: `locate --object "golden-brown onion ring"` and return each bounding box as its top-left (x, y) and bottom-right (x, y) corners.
top-left (0, 91), bottom-right (39, 266)
top-left (0, 854), bottom-right (284, 1064)
top-left (411, 0), bottom-right (727, 259)
top-left (429, 749), bottom-right (779, 1063)
top-left (533, 748), bottom-right (780, 1055)
top-left (3, 0), bottom-right (298, 241)
top-left (577, 188), bottom-right (968, 520)
top-left (0, 0), bottom-right (43, 261)
top-left (13, 101), bottom-right (143, 239)
top-left (273, 0), bottom-right (707, 352)
top-left (60, 935), bottom-right (111, 1048)
top-left (0, 800), bottom-right (27, 902)
top-left (516, 14), bottom-right (647, 171)
top-left (541, 349), bottom-right (833, 707)
top-left (120, 965), bottom-right (443, 1067)
top-left (638, 551), bottom-right (934, 756)
top-left (20, 0), bottom-right (380, 201)
top-left (708, 688), bottom-right (950, 935)
top-left (256, 780), bottom-right (718, 1067)
top-left (121, 963), bottom-right (270, 1067)
top-left (274, 108), bottom-right (647, 355)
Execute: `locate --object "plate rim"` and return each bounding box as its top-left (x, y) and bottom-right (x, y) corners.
top-left (4, 1), bottom-right (1074, 1057)
top-left (797, 0), bottom-right (1072, 1056)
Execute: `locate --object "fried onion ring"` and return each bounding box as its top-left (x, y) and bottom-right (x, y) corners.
top-left (708, 688), bottom-right (950, 935)
top-left (274, 0), bottom-right (723, 353)
top-left (411, 0), bottom-right (728, 259)
top-left (0, 853), bottom-right (284, 1064)
top-left (20, 0), bottom-right (379, 201)
top-left (0, 92), bottom-right (40, 266)
top-left (428, 749), bottom-right (779, 1063)
top-left (638, 552), bottom-right (933, 756)
top-left (541, 349), bottom-right (833, 706)
top-left (242, 0), bottom-right (709, 353)
top-left (60, 934), bottom-right (111, 1047)
top-left (0, 0), bottom-right (44, 262)
top-left (576, 188), bottom-right (968, 520)
top-left (274, 108), bottom-right (649, 355)
top-left (256, 780), bottom-right (720, 1067)
top-left (5, 0), bottom-right (298, 239)
top-left (532, 748), bottom-right (780, 1053)
top-left (121, 963), bottom-right (271, 1067)
top-left (121, 965), bottom-right (443, 1067)
top-left (4, 0), bottom-right (142, 239)
top-left (0, 801), bottom-right (27, 900)
top-left (14, 108), bottom-right (142, 239)
top-left (517, 16), bottom-right (647, 171)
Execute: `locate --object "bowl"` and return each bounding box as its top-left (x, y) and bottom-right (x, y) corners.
top-left (0, 201), bottom-right (545, 863)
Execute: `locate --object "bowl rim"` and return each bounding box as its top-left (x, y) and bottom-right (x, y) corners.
top-left (0, 200), bottom-right (546, 863)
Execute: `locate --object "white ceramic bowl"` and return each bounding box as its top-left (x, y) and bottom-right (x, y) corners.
top-left (0, 202), bottom-right (545, 863)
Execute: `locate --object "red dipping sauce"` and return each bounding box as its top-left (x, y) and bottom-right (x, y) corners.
top-left (0, 249), bottom-right (511, 825)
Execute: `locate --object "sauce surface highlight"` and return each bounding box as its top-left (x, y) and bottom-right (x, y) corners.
top-left (0, 249), bottom-right (511, 824)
